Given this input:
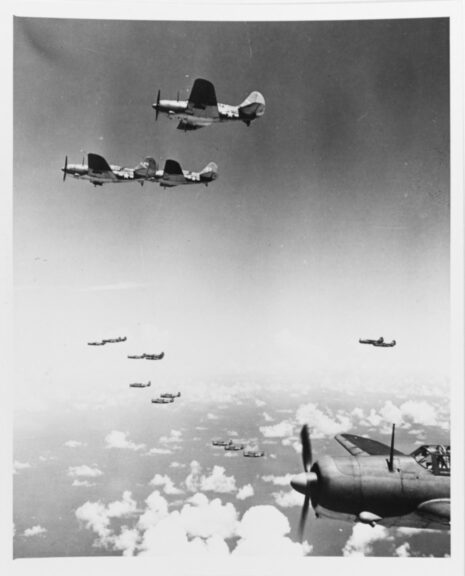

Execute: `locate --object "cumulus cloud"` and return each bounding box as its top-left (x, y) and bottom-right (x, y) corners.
top-left (296, 403), bottom-right (352, 438)
top-left (272, 490), bottom-right (303, 508)
top-left (13, 460), bottom-right (31, 473)
top-left (24, 525), bottom-right (47, 537)
top-left (400, 400), bottom-right (437, 426)
top-left (159, 429), bottom-right (183, 445)
top-left (236, 484), bottom-right (254, 500)
top-left (342, 524), bottom-right (392, 556)
top-left (206, 413), bottom-right (219, 420)
top-left (64, 440), bottom-right (85, 448)
top-left (262, 474), bottom-right (294, 486)
top-left (260, 420), bottom-right (294, 438)
top-left (68, 465), bottom-right (103, 478)
top-left (76, 491), bottom-right (138, 548)
top-left (105, 431), bottom-right (145, 451)
top-left (77, 490), bottom-right (309, 557)
top-left (185, 461), bottom-right (237, 494)
top-left (395, 542), bottom-right (411, 557)
top-left (150, 474), bottom-right (183, 495)
top-left (147, 447), bottom-right (172, 455)
top-left (72, 479), bottom-right (96, 487)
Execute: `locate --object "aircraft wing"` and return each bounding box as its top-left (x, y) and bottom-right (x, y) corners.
top-left (176, 120), bottom-right (202, 131)
top-left (162, 160), bottom-right (187, 185)
top-left (88, 153), bottom-right (117, 181)
top-left (379, 499), bottom-right (450, 531)
top-left (335, 433), bottom-right (405, 457)
top-left (186, 79), bottom-right (220, 119)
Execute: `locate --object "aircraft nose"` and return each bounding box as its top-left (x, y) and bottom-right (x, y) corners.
top-left (290, 472), bottom-right (318, 495)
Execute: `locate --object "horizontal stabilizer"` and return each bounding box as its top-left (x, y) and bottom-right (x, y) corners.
top-left (88, 153), bottom-right (112, 173)
top-left (239, 91), bottom-right (265, 108)
top-left (416, 499), bottom-right (450, 524)
top-left (200, 162), bottom-right (218, 175)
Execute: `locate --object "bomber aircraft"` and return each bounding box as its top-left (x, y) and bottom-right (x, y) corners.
top-left (212, 440), bottom-right (233, 447)
top-left (153, 78), bottom-right (265, 130)
top-left (290, 424), bottom-right (450, 540)
top-left (243, 450), bottom-right (265, 458)
top-left (157, 160), bottom-right (218, 188)
top-left (128, 352), bottom-right (164, 360)
top-left (62, 153), bottom-right (157, 187)
top-left (225, 443), bottom-right (245, 451)
top-left (359, 337), bottom-right (396, 347)
top-left (129, 381), bottom-right (151, 388)
top-left (103, 336), bottom-right (127, 344)
top-left (160, 392), bottom-right (181, 399)
top-left (151, 397), bottom-right (174, 404)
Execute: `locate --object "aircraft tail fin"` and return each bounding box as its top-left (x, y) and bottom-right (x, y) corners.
top-left (238, 91), bottom-right (266, 121)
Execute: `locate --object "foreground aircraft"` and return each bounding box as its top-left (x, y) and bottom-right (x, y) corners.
top-left (153, 78), bottom-right (265, 130)
top-left (151, 397), bottom-right (174, 404)
top-left (62, 154), bottom-right (157, 187)
top-left (129, 381), bottom-right (151, 388)
top-left (157, 160), bottom-right (218, 188)
top-left (160, 392), bottom-right (181, 399)
top-left (359, 337), bottom-right (396, 347)
top-left (290, 424), bottom-right (450, 540)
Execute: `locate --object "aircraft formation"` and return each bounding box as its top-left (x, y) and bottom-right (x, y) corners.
top-left (75, 78), bottom-right (449, 545)
top-left (211, 439), bottom-right (265, 457)
top-left (62, 78), bottom-right (265, 188)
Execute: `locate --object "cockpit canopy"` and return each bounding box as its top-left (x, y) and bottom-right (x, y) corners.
top-left (411, 444), bottom-right (450, 475)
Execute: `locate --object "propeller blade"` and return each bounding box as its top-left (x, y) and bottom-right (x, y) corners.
top-left (300, 425), bottom-right (312, 472)
top-left (298, 493), bottom-right (311, 542)
top-left (155, 89), bottom-right (161, 121)
top-left (62, 155), bottom-right (68, 182)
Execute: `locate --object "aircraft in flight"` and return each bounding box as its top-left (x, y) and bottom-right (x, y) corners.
top-left (160, 392), bottom-right (181, 399)
top-left (359, 337), bottom-right (396, 347)
top-left (151, 397), bottom-right (174, 404)
top-left (243, 450), bottom-right (265, 458)
top-left (102, 337), bottom-right (127, 344)
top-left (212, 440), bottom-right (233, 447)
top-left (225, 443), bottom-right (245, 451)
top-left (87, 341), bottom-right (105, 346)
top-left (128, 352), bottom-right (164, 360)
top-left (153, 78), bottom-right (265, 130)
top-left (62, 153), bottom-right (157, 187)
top-left (129, 381), bottom-right (151, 388)
top-left (290, 424), bottom-right (450, 540)
top-left (157, 160), bottom-right (218, 188)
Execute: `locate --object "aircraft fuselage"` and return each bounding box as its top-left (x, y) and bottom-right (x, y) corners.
top-left (292, 454), bottom-right (450, 526)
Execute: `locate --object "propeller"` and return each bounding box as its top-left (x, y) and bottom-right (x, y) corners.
top-left (290, 425), bottom-right (318, 542)
top-left (62, 155), bottom-right (68, 182)
top-left (155, 89), bottom-right (161, 121)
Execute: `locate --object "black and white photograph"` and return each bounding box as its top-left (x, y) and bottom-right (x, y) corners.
top-left (4, 0), bottom-right (464, 574)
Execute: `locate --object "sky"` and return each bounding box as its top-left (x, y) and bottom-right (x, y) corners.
top-left (12, 15), bottom-right (452, 562)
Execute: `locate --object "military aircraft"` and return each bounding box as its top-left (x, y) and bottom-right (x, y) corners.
top-left (129, 381), bottom-right (151, 388)
top-left (153, 78), bottom-right (265, 130)
top-left (290, 424), bottom-right (450, 540)
top-left (128, 352), bottom-right (164, 360)
top-left (359, 337), bottom-right (396, 347)
top-left (62, 153), bottom-right (157, 187)
top-left (243, 450), bottom-right (265, 458)
top-left (225, 443), bottom-right (245, 451)
top-left (151, 397), bottom-right (174, 404)
top-left (87, 341), bottom-right (105, 346)
top-left (160, 392), bottom-right (181, 399)
top-left (212, 440), bottom-right (233, 447)
top-left (102, 336), bottom-right (127, 344)
top-left (157, 160), bottom-right (218, 188)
